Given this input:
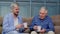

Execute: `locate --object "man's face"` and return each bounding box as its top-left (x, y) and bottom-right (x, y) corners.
top-left (13, 5), bottom-right (19, 16)
top-left (39, 9), bottom-right (47, 19)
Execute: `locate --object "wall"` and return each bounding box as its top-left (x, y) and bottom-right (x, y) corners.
top-left (0, 0), bottom-right (60, 18)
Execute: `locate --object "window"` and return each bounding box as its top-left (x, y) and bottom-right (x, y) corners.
top-left (0, 0), bottom-right (60, 18)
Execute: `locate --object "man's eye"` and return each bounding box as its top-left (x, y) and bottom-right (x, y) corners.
top-left (16, 9), bottom-right (18, 10)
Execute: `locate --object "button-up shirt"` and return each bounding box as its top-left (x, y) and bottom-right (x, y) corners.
top-left (30, 15), bottom-right (54, 32)
top-left (3, 13), bottom-right (24, 34)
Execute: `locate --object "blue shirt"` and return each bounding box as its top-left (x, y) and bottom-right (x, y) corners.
top-left (30, 15), bottom-right (54, 32)
top-left (2, 13), bottom-right (24, 34)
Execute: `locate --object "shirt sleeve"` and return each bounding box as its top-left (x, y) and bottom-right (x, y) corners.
top-left (3, 15), bottom-right (16, 32)
top-left (46, 18), bottom-right (55, 32)
top-left (19, 16), bottom-right (23, 24)
top-left (29, 17), bottom-right (38, 31)
top-left (18, 16), bottom-right (25, 32)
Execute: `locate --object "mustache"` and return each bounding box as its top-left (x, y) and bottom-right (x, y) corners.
top-left (17, 11), bottom-right (19, 13)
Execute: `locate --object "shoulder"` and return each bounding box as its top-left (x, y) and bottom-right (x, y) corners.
top-left (33, 15), bottom-right (39, 19)
top-left (4, 13), bottom-right (12, 19)
top-left (47, 16), bottom-right (51, 19)
top-left (18, 16), bottom-right (23, 19)
top-left (46, 16), bottom-right (52, 20)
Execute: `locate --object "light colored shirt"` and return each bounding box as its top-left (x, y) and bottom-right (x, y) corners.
top-left (2, 13), bottom-right (23, 34)
top-left (14, 18), bottom-right (18, 26)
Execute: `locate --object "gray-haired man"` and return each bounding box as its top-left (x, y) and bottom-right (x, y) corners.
top-left (2, 2), bottom-right (28, 34)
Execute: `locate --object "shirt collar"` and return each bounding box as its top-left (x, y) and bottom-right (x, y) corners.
top-left (11, 13), bottom-right (19, 18)
top-left (38, 15), bottom-right (47, 20)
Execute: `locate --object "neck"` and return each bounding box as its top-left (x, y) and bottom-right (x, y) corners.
top-left (13, 13), bottom-right (18, 18)
top-left (39, 16), bottom-right (44, 20)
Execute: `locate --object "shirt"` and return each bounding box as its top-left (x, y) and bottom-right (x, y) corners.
top-left (14, 18), bottom-right (18, 26)
top-left (30, 15), bottom-right (54, 32)
top-left (2, 13), bottom-right (24, 34)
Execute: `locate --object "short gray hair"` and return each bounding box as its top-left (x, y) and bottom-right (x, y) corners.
top-left (10, 2), bottom-right (19, 9)
top-left (40, 7), bottom-right (47, 10)
top-left (40, 7), bottom-right (48, 13)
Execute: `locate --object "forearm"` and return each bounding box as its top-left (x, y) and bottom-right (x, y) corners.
top-left (3, 26), bottom-right (16, 32)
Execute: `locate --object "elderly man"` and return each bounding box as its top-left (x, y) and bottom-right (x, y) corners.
top-left (2, 2), bottom-right (27, 34)
top-left (30, 7), bottom-right (55, 34)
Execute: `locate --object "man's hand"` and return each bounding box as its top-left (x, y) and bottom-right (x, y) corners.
top-left (16, 24), bottom-right (23, 29)
top-left (40, 29), bottom-right (46, 33)
top-left (33, 26), bottom-right (38, 30)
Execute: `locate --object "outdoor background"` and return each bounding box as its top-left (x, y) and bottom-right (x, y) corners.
top-left (0, 0), bottom-right (60, 18)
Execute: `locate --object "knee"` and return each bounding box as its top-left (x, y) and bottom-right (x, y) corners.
top-left (31, 31), bottom-right (37, 34)
top-left (48, 31), bottom-right (55, 34)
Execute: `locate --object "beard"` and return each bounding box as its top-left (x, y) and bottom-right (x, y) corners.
top-left (14, 12), bottom-right (19, 17)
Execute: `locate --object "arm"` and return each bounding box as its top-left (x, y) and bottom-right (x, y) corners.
top-left (29, 17), bottom-right (38, 31)
top-left (18, 16), bottom-right (25, 32)
top-left (3, 16), bottom-right (16, 32)
top-left (46, 18), bottom-right (55, 32)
